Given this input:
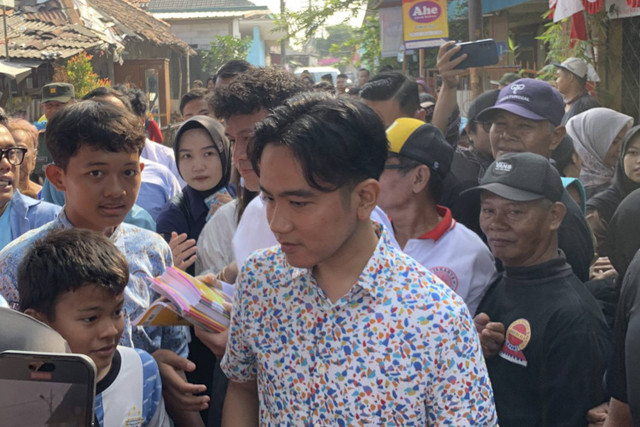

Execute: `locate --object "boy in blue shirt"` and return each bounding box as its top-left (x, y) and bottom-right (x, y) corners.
top-left (18, 228), bottom-right (169, 426)
top-left (0, 101), bottom-right (209, 420)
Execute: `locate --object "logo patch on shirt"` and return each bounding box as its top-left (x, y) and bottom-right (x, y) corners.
top-left (124, 405), bottom-right (144, 426)
top-left (499, 318), bottom-right (530, 367)
top-left (430, 266), bottom-right (459, 292)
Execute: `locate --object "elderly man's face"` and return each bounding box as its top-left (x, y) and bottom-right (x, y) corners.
top-left (488, 111), bottom-right (560, 160)
top-left (479, 192), bottom-right (558, 267)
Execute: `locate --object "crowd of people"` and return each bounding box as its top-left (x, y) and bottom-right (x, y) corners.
top-left (0, 45), bottom-right (639, 426)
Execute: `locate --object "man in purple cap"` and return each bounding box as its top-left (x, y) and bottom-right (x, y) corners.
top-left (476, 78), bottom-right (594, 283)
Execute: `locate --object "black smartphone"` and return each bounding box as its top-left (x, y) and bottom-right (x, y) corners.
top-left (450, 39), bottom-right (499, 69)
top-left (0, 351), bottom-right (96, 426)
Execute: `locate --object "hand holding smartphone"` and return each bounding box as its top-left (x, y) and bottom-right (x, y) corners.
top-left (449, 39), bottom-right (499, 69)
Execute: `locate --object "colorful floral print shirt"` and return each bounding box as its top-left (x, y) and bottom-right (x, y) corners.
top-left (221, 225), bottom-right (497, 425)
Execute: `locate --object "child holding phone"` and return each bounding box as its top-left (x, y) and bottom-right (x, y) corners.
top-left (17, 228), bottom-right (169, 426)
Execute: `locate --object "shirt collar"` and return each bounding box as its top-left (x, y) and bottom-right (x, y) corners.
top-left (289, 221), bottom-right (396, 300)
top-left (56, 208), bottom-right (124, 242)
top-left (416, 205), bottom-right (454, 242)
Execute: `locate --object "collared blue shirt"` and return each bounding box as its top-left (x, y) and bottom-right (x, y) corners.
top-left (0, 209), bottom-right (188, 356)
top-left (0, 201), bottom-right (12, 250)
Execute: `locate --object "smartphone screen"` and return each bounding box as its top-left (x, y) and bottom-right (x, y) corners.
top-left (0, 380), bottom-right (90, 426)
top-left (0, 352), bottom-right (96, 427)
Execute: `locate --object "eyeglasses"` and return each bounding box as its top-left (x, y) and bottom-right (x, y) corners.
top-left (0, 147), bottom-right (28, 166)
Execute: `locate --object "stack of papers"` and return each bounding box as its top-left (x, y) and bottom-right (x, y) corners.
top-left (134, 267), bottom-right (233, 333)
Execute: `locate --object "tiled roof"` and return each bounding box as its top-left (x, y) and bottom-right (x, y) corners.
top-left (147, 0), bottom-right (266, 13)
top-left (0, 12), bottom-right (104, 60)
top-left (89, 0), bottom-right (194, 54)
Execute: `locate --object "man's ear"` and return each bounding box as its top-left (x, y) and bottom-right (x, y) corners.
top-left (549, 201), bottom-right (567, 231)
top-left (354, 178), bottom-right (380, 222)
top-left (412, 165), bottom-right (430, 193)
top-left (414, 108), bottom-right (427, 122)
top-left (24, 308), bottom-right (48, 324)
top-left (44, 164), bottom-right (66, 192)
top-left (549, 125), bottom-right (566, 152)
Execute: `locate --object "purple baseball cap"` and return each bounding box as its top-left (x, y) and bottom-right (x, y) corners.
top-left (476, 78), bottom-right (565, 126)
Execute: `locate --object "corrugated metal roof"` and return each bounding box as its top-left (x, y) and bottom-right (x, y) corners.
top-left (148, 0), bottom-right (266, 12)
top-left (152, 10), bottom-right (247, 19)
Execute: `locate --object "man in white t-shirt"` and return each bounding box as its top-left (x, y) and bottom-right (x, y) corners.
top-left (378, 118), bottom-right (496, 314)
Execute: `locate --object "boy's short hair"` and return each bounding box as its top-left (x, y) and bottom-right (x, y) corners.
top-left (216, 59), bottom-right (253, 80)
top-left (18, 228), bottom-right (129, 321)
top-left (115, 85), bottom-right (147, 118)
top-left (213, 67), bottom-right (307, 120)
top-left (250, 92), bottom-right (388, 192)
top-left (360, 72), bottom-right (420, 118)
top-left (45, 100), bottom-right (146, 170)
top-left (179, 88), bottom-right (208, 115)
top-left (337, 73), bottom-right (348, 79)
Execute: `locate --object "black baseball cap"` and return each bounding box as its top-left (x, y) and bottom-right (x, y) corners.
top-left (462, 152), bottom-right (563, 202)
top-left (386, 118), bottom-right (453, 178)
top-left (467, 89), bottom-right (500, 123)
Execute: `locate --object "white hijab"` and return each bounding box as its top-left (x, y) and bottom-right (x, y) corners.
top-left (566, 108), bottom-right (633, 191)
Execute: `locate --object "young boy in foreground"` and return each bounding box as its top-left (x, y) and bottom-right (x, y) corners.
top-left (0, 101), bottom-right (208, 421)
top-left (19, 228), bottom-right (169, 426)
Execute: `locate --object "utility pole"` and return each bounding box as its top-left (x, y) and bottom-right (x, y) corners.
top-left (468, 0), bottom-right (483, 99)
top-left (280, 0), bottom-right (286, 69)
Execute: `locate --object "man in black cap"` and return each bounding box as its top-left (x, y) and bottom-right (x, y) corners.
top-left (34, 83), bottom-right (75, 182)
top-left (469, 152), bottom-right (611, 426)
top-left (476, 78), bottom-right (594, 282)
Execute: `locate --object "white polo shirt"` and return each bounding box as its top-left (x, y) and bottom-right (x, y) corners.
top-left (401, 206), bottom-right (497, 315)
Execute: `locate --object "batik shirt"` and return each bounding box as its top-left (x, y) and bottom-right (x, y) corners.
top-left (221, 225), bottom-right (496, 425)
top-left (0, 210), bottom-right (188, 357)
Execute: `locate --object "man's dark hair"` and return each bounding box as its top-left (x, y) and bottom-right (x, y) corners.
top-left (337, 73), bottom-right (348, 79)
top-left (45, 100), bottom-right (146, 170)
top-left (82, 86), bottom-right (132, 112)
top-left (358, 68), bottom-right (370, 76)
top-left (216, 59), bottom-right (253, 80)
top-left (213, 66), bottom-right (306, 120)
top-left (18, 228), bottom-right (128, 321)
top-left (360, 72), bottom-right (420, 118)
top-left (250, 92), bottom-right (388, 192)
top-left (179, 88), bottom-right (208, 115)
top-left (313, 81), bottom-right (335, 93)
top-left (114, 85), bottom-right (147, 118)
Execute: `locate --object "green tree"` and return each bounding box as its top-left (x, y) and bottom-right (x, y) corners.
top-left (52, 52), bottom-right (111, 98)
top-left (200, 35), bottom-right (252, 75)
top-left (316, 23), bottom-right (357, 58)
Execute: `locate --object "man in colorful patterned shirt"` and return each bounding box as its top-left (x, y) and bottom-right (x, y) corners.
top-left (220, 92), bottom-right (496, 425)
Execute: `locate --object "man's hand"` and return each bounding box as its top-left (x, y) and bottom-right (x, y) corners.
top-left (473, 312), bottom-right (506, 359)
top-left (436, 41), bottom-right (468, 90)
top-left (152, 349), bottom-right (209, 415)
top-left (587, 401), bottom-right (608, 426)
top-left (170, 232), bottom-right (197, 271)
top-left (195, 327), bottom-right (229, 359)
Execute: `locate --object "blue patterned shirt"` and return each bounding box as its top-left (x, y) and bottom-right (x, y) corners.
top-left (0, 210), bottom-right (188, 357)
top-left (221, 225), bottom-right (496, 425)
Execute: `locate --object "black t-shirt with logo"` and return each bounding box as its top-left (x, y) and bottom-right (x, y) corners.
top-left (477, 256), bottom-right (611, 426)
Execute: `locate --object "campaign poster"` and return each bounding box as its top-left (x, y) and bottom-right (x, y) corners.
top-left (402, 0), bottom-right (449, 49)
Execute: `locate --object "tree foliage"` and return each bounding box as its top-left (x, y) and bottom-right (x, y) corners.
top-left (200, 35), bottom-right (252, 75)
top-left (52, 52), bottom-right (110, 98)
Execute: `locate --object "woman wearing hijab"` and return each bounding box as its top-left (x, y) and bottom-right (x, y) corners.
top-left (157, 116), bottom-right (232, 275)
top-left (587, 125), bottom-right (640, 256)
top-left (156, 116), bottom-right (232, 426)
top-left (594, 188), bottom-right (640, 426)
top-left (566, 108), bottom-right (633, 199)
